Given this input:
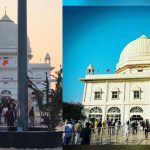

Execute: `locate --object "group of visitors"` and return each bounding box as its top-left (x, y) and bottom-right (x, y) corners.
top-left (0, 97), bottom-right (35, 127)
top-left (63, 118), bottom-right (150, 145)
top-left (124, 119), bottom-right (150, 141)
top-left (63, 119), bottom-right (91, 145)
top-left (63, 118), bottom-right (122, 145)
top-left (0, 98), bottom-right (17, 127)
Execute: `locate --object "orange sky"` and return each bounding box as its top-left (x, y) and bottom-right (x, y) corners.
top-left (0, 0), bottom-right (62, 73)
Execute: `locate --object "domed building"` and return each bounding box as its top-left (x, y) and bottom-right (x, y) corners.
top-left (80, 34), bottom-right (150, 123)
top-left (0, 13), bottom-right (54, 110)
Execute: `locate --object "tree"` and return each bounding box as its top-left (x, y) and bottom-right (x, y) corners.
top-left (28, 67), bottom-right (62, 131)
top-left (63, 102), bottom-right (85, 121)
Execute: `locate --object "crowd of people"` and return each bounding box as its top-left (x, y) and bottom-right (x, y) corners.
top-left (0, 97), bottom-right (36, 127)
top-left (0, 97), bottom-right (17, 127)
top-left (62, 118), bottom-right (150, 145)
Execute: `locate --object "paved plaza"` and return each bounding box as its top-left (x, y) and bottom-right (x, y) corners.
top-left (90, 129), bottom-right (150, 145)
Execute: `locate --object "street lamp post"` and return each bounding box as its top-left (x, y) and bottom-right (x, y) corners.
top-left (17, 0), bottom-right (28, 131)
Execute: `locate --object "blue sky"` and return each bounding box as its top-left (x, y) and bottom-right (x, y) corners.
top-left (63, 6), bottom-right (150, 102)
top-left (63, 0), bottom-right (150, 6)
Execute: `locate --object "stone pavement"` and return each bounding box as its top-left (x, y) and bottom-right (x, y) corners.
top-left (90, 130), bottom-right (150, 145)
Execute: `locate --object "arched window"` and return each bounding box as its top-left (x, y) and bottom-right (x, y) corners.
top-left (130, 107), bottom-right (143, 113)
top-left (1, 90), bottom-right (11, 96)
top-left (108, 107), bottom-right (120, 113)
top-left (90, 107), bottom-right (102, 113)
top-left (107, 107), bottom-right (121, 121)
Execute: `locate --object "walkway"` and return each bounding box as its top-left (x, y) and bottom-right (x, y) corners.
top-left (90, 130), bottom-right (150, 145)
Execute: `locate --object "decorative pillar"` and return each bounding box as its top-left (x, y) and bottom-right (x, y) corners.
top-left (17, 0), bottom-right (28, 131)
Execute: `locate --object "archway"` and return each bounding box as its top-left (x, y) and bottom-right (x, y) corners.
top-left (89, 107), bottom-right (102, 121)
top-left (107, 107), bottom-right (121, 121)
top-left (130, 106), bottom-right (143, 121)
top-left (1, 90), bottom-right (11, 97)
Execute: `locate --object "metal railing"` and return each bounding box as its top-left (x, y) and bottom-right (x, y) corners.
top-left (63, 125), bottom-right (125, 145)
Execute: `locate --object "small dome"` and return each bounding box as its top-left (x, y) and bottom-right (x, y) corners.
top-left (117, 34), bottom-right (150, 70)
top-left (0, 14), bottom-right (31, 54)
top-left (45, 52), bottom-right (50, 59)
top-left (0, 14), bottom-right (13, 22)
top-left (87, 64), bottom-right (94, 70)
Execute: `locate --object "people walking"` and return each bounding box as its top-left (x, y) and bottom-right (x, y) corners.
top-left (29, 107), bottom-right (35, 126)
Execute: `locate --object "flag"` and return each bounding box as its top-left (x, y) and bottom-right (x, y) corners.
top-left (106, 69), bottom-right (110, 72)
top-left (3, 59), bottom-right (8, 66)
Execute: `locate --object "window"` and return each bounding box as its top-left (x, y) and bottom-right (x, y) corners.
top-left (130, 106), bottom-right (143, 113)
top-left (108, 107), bottom-right (120, 113)
top-left (94, 92), bottom-right (101, 100)
top-left (138, 70), bottom-right (143, 72)
top-left (132, 86), bottom-right (142, 99)
top-left (90, 107), bottom-right (102, 113)
top-left (112, 91), bottom-right (119, 99)
top-left (134, 91), bottom-right (140, 99)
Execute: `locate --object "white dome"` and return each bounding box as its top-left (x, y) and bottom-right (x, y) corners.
top-left (0, 14), bottom-right (31, 53)
top-left (117, 35), bottom-right (150, 70)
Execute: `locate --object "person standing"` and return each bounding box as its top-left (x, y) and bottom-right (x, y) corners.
top-left (6, 107), bottom-right (16, 127)
top-left (29, 107), bottom-right (35, 126)
top-left (94, 119), bottom-right (98, 134)
top-left (2, 106), bottom-right (8, 123)
top-left (63, 120), bottom-right (73, 145)
top-left (74, 120), bottom-right (82, 144)
top-left (80, 122), bottom-right (91, 145)
top-left (145, 119), bottom-right (149, 138)
top-left (0, 104), bottom-right (2, 124)
top-left (124, 121), bottom-right (130, 141)
top-left (97, 120), bottom-right (102, 135)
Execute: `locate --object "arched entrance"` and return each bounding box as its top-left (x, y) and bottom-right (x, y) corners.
top-left (107, 107), bottom-right (121, 121)
top-left (89, 107), bottom-right (102, 120)
top-left (1, 90), bottom-right (11, 97)
top-left (130, 106), bottom-right (143, 121)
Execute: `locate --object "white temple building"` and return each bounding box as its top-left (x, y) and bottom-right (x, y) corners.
top-left (80, 34), bottom-right (150, 123)
top-left (0, 13), bottom-right (54, 108)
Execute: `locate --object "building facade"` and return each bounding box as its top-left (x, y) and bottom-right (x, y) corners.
top-left (80, 34), bottom-right (150, 123)
top-left (0, 13), bottom-right (54, 110)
